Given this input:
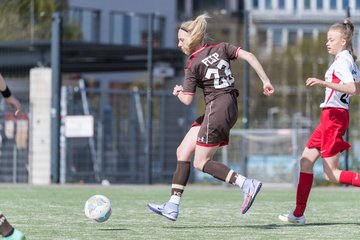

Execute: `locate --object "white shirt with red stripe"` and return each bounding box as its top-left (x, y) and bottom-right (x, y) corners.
top-left (320, 50), bottom-right (360, 109)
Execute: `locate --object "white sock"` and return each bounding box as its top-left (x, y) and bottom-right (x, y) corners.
top-left (169, 195), bottom-right (181, 205)
top-left (235, 174), bottom-right (246, 188)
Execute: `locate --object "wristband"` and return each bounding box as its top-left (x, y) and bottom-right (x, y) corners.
top-left (176, 89), bottom-right (183, 96)
top-left (1, 86), bottom-right (11, 98)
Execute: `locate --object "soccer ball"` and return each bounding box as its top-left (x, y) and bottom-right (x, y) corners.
top-left (84, 195), bottom-right (112, 223)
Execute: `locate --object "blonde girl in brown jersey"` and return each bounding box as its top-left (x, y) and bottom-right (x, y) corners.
top-left (148, 14), bottom-right (274, 221)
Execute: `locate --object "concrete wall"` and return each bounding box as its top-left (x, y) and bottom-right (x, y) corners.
top-left (29, 67), bottom-right (52, 185)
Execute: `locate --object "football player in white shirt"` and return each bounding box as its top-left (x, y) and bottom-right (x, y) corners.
top-left (279, 19), bottom-right (360, 225)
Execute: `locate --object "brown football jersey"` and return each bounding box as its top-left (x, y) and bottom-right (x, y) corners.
top-left (183, 42), bottom-right (239, 104)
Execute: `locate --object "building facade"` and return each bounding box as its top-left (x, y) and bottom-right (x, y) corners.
top-left (69, 0), bottom-right (177, 47)
top-left (244, 0), bottom-right (360, 54)
top-left (67, 0), bottom-right (179, 83)
top-left (177, 0), bottom-right (360, 55)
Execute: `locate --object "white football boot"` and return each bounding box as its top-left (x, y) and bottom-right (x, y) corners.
top-left (279, 212), bottom-right (306, 225)
top-left (147, 202), bottom-right (179, 221)
top-left (241, 179), bottom-right (262, 214)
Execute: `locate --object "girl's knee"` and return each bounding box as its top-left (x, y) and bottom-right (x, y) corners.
top-left (299, 158), bottom-right (314, 172)
top-left (323, 173), bottom-right (331, 181)
top-left (176, 146), bottom-right (182, 158)
top-left (193, 159), bottom-right (205, 171)
top-left (323, 169), bottom-right (340, 183)
top-left (323, 173), bottom-right (337, 182)
top-left (176, 146), bottom-right (194, 161)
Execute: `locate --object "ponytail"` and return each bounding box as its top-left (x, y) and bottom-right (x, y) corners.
top-left (330, 18), bottom-right (357, 61)
top-left (180, 14), bottom-right (209, 55)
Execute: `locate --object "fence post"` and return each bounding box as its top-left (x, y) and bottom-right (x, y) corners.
top-left (241, 10), bottom-right (250, 176)
top-left (145, 13), bottom-right (154, 184)
top-left (51, 12), bottom-right (62, 183)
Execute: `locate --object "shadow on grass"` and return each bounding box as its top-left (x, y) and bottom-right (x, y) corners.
top-left (246, 222), bottom-right (360, 229)
top-left (98, 228), bottom-right (132, 231)
top-left (164, 222), bottom-right (360, 229)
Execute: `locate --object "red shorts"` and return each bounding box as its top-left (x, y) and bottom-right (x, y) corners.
top-left (306, 108), bottom-right (351, 158)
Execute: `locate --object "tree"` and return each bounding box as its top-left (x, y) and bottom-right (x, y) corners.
top-left (250, 34), bottom-right (329, 128)
top-left (0, 0), bottom-right (81, 40)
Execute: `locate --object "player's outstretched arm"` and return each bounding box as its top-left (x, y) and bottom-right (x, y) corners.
top-left (0, 74), bottom-right (22, 116)
top-left (236, 49), bottom-right (274, 96)
top-left (173, 84), bottom-right (193, 105)
top-left (306, 77), bottom-right (356, 95)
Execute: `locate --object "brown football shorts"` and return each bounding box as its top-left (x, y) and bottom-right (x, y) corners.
top-left (193, 93), bottom-right (238, 146)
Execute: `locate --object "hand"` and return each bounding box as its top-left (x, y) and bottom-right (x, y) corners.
top-left (5, 96), bottom-right (22, 116)
top-left (263, 82), bottom-right (275, 96)
top-left (306, 77), bottom-right (325, 87)
top-left (173, 85), bottom-right (183, 96)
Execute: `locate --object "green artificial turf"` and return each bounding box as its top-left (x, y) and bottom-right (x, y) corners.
top-left (0, 184), bottom-right (359, 240)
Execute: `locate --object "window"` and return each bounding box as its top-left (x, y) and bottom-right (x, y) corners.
top-left (330, 0), bottom-right (337, 9)
top-left (177, 0), bottom-right (185, 20)
top-left (265, 0), bottom-right (272, 9)
top-left (193, 0), bottom-right (225, 13)
top-left (303, 31), bottom-right (312, 40)
top-left (273, 29), bottom-right (282, 48)
top-left (278, 0), bottom-right (285, 9)
top-left (343, 0), bottom-right (349, 9)
top-left (111, 14), bottom-right (125, 44)
top-left (152, 17), bottom-right (165, 47)
top-left (69, 8), bottom-right (100, 42)
top-left (252, 0), bottom-right (259, 9)
top-left (293, 0), bottom-right (297, 12)
top-left (131, 15), bottom-right (142, 46)
top-left (288, 31), bottom-right (297, 46)
top-left (354, 32), bottom-right (359, 51)
top-left (356, 0), bottom-right (360, 9)
top-left (316, 0), bottom-right (323, 9)
top-left (110, 12), bottom-right (165, 47)
top-left (257, 30), bottom-right (267, 46)
top-left (304, 0), bottom-right (311, 9)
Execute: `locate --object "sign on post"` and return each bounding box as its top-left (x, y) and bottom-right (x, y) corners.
top-left (64, 115), bottom-right (94, 138)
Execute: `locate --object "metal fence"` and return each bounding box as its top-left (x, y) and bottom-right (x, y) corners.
top-left (0, 72), bottom-right (195, 184)
top-left (1, 78), bottom-right (360, 185)
top-left (1, 77), bottom-right (359, 185)
top-left (0, 87), bottom-right (29, 183)
top-left (61, 82), bottom-right (194, 184)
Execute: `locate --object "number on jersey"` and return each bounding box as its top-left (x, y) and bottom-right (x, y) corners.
top-left (205, 59), bottom-right (234, 89)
